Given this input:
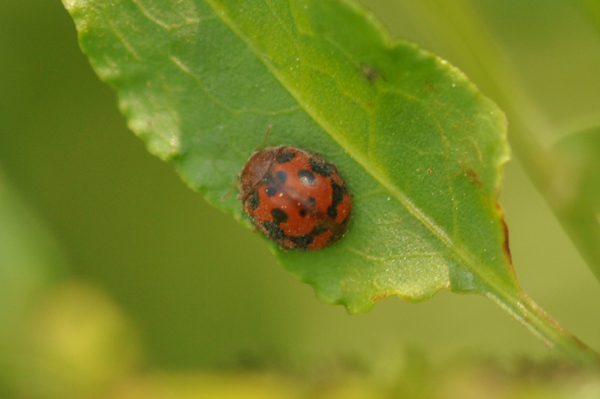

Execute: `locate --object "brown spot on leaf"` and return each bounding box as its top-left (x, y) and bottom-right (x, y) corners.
top-left (359, 63), bottom-right (385, 84)
top-left (372, 293), bottom-right (389, 302)
top-left (425, 80), bottom-right (438, 93)
top-left (427, 168), bottom-right (433, 174)
top-left (496, 204), bottom-right (513, 264)
top-left (465, 169), bottom-right (482, 188)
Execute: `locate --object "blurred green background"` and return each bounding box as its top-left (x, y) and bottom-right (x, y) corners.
top-left (2, 0), bottom-right (600, 395)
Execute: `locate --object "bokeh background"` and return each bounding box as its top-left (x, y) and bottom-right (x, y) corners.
top-left (2, 0), bottom-right (600, 396)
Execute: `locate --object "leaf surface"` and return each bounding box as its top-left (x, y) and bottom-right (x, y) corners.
top-left (63, 0), bottom-right (513, 313)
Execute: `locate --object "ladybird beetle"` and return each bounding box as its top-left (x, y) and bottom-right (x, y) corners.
top-left (238, 145), bottom-right (352, 251)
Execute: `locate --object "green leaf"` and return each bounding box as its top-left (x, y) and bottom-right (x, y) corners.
top-left (0, 171), bottom-right (67, 341)
top-left (63, 0), bottom-right (508, 307)
top-left (551, 129), bottom-right (600, 281)
top-left (62, 0), bottom-right (599, 361)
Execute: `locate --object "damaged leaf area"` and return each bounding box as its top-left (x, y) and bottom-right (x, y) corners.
top-left (63, 0), bottom-right (512, 313)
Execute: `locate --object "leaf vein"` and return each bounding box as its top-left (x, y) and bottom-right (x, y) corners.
top-left (106, 17), bottom-right (143, 60)
top-left (169, 55), bottom-right (301, 117)
top-left (347, 248), bottom-right (446, 263)
top-left (130, 0), bottom-right (172, 30)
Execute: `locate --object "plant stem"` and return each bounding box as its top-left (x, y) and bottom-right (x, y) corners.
top-left (486, 289), bottom-right (600, 365)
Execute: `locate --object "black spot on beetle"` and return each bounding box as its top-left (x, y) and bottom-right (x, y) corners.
top-left (309, 158), bottom-right (333, 177)
top-left (263, 221), bottom-right (285, 241)
top-left (307, 197), bottom-right (316, 206)
top-left (341, 214), bottom-right (350, 226)
top-left (276, 171), bottom-right (288, 183)
top-left (331, 180), bottom-right (344, 204)
top-left (341, 182), bottom-right (350, 195)
top-left (311, 224), bottom-right (328, 236)
top-left (288, 234), bottom-right (314, 249)
top-left (277, 151), bottom-right (296, 163)
top-left (299, 209), bottom-right (307, 217)
top-left (271, 208), bottom-right (288, 224)
top-left (265, 186), bottom-right (278, 197)
top-left (327, 179), bottom-right (344, 219)
top-left (327, 205), bottom-right (337, 220)
top-left (287, 224), bottom-right (328, 249)
top-left (297, 169), bottom-right (316, 186)
top-left (248, 190), bottom-right (260, 210)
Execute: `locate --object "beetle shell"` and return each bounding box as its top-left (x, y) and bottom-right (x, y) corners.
top-left (238, 146), bottom-right (351, 251)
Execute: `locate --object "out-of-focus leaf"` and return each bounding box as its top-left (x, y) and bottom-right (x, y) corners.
top-left (0, 172), bottom-right (139, 398)
top-left (107, 373), bottom-right (303, 399)
top-left (21, 282), bottom-right (141, 399)
top-left (551, 129), bottom-right (600, 281)
top-left (0, 170), bottom-right (67, 369)
top-left (0, 170), bottom-right (66, 395)
top-left (109, 358), bottom-right (600, 399)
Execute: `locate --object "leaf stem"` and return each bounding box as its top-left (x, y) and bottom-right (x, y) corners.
top-left (486, 289), bottom-right (600, 365)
